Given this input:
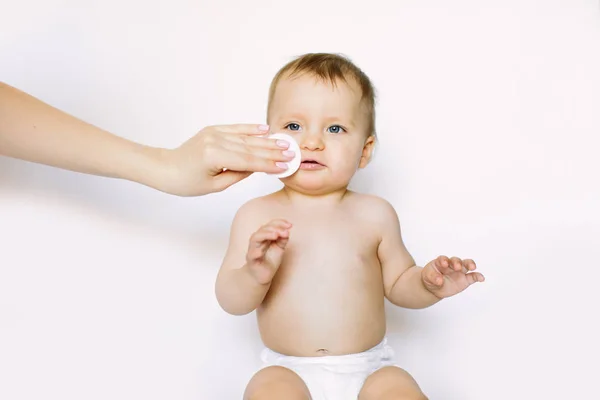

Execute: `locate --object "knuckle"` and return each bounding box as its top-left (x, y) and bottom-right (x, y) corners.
top-left (204, 142), bottom-right (221, 157)
top-left (243, 154), bottom-right (261, 168)
top-left (203, 133), bottom-right (218, 145)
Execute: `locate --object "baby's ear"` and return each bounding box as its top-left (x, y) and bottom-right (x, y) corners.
top-left (359, 135), bottom-right (376, 168)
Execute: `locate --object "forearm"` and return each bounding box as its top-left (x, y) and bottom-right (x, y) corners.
top-left (215, 264), bottom-right (271, 315)
top-left (0, 81), bottom-right (166, 188)
top-left (387, 265), bottom-right (442, 309)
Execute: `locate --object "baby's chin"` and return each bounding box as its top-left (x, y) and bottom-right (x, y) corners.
top-left (280, 175), bottom-right (349, 196)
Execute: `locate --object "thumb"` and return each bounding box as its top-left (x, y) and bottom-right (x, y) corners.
top-left (275, 235), bottom-right (289, 249)
top-left (211, 170), bottom-right (252, 192)
top-left (266, 242), bottom-right (286, 269)
top-left (422, 266), bottom-right (443, 288)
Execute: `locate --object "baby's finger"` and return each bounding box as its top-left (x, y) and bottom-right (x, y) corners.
top-left (424, 266), bottom-right (444, 287)
top-left (275, 236), bottom-right (290, 250)
top-left (265, 219), bottom-right (293, 230)
top-left (247, 244), bottom-right (265, 261)
top-left (466, 272), bottom-right (485, 285)
top-left (449, 256), bottom-right (463, 272)
top-left (250, 227), bottom-right (280, 246)
top-left (248, 227), bottom-right (281, 260)
top-left (433, 255), bottom-right (452, 274)
top-left (463, 259), bottom-right (477, 272)
top-left (254, 224), bottom-right (291, 245)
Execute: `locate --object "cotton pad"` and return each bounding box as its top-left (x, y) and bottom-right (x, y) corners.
top-left (267, 132), bottom-right (301, 178)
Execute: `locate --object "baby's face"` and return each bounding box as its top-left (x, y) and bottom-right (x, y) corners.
top-left (268, 73), bottom-right (374, 194)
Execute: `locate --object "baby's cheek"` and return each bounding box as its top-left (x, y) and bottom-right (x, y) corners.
top-left (329, 148), bottom-right (364, 179)
top-left (335, 161), bottom-right (362, 179)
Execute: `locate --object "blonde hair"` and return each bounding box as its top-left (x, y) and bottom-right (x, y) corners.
top-left (267, 53), bottom-right (377, 137)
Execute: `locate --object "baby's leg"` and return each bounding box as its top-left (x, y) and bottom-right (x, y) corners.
top-left (358, 366), bottom-right (428, 400)
top-left (243, 366), bottom-right (312, 400)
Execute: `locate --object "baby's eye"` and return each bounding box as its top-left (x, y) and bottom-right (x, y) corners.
top-left (285, 123), bottom-right (301, 131)
top-left (327, 125), bottom-right (346, 134)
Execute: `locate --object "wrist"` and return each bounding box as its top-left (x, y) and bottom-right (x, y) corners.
top-left (119, 144), bottom-right (172, 193)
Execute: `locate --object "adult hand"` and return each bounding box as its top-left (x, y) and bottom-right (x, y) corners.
top-left (156, 124), bottom-right (294, 196)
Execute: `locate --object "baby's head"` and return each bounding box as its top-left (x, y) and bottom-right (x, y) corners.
top-left (266, 53), bottom-right (377, 195)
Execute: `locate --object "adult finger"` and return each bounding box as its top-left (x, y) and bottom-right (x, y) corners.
top-left (226, 133), bottom-right (292, 150)
top-left (212, 123), bottom-right (270, 135)
top-left (216, 150), bottom-right (289, 174)
top-left (218, 140), bottom-right (294, 164)
top-left (210, 161), bottom-right (285, 194)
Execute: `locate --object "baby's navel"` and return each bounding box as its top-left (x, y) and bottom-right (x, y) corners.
top-left (316, 348), bottom-right (329, 355)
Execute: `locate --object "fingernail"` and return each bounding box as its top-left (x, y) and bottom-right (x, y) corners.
top-left (259, 124), bottom-right (269, 131)
top-left (283, 150), bottom-right (295, 157)
top-left (276, 139), bottom-right (290, 148)
top-left (276, 162), bottom-right (288, 169)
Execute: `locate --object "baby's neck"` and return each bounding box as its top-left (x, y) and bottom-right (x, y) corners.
top-left (280, 186), bottom-right (351, 207)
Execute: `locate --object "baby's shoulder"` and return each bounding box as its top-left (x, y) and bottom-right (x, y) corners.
top-left (232, 191), bottom-right (282, 223)
top-left (347, 192), bottom-right (400, 224)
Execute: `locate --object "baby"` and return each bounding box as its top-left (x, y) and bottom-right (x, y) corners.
top-left (215, 53), bottom-right (485, 400)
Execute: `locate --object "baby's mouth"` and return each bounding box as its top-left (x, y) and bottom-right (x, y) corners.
top-left (301, 160), bottom-right (324, 166)
top-left (300, 159), bottom-right (326, 170)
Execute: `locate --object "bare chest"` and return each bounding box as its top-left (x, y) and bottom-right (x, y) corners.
top-left (269, 211), bottom-right (380, 272)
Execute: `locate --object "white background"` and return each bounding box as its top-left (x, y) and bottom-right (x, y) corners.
top-left (1, 1), bottom-right (599, 399)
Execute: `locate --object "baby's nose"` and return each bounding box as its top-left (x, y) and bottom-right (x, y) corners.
top-left (300, 132), bottom-right (325, 150)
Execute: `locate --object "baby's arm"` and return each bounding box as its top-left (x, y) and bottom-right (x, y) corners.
top-left (215, 201), bottom-right (269, 315)
top-left (375, 199), bottom-right (442, 309)
top-left (215, 200), bottom-right (290, 315)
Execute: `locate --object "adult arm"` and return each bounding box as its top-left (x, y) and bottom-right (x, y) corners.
top-left (0, 81), bottom-right (293, 196)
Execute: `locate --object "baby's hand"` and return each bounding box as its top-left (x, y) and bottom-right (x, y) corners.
top-left (422, 255), bottom-right (485, 299)
top-left (245, 219), bottom-right (292, 285)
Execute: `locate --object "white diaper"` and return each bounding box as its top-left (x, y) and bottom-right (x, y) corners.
top-left (259, 337), bottom-right (397, 400)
